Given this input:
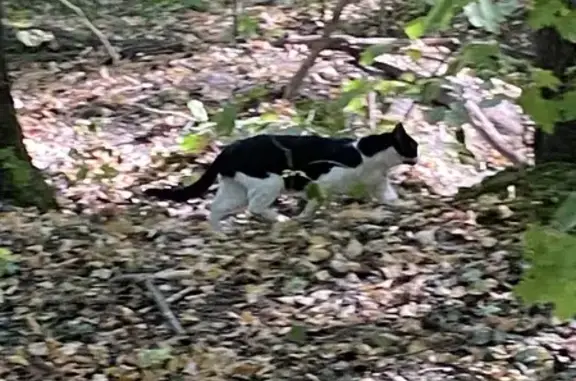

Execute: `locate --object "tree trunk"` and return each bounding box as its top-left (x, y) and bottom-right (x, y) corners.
top-left (533, 26), bottom-right (576, 164)
top-left (0, 0), bottom-right (57, 211)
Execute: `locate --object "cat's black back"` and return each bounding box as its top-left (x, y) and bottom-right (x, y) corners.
top-left (215, 134), bottom-right (363, 191)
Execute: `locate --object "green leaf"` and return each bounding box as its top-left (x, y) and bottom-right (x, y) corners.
top-left (344, 96), bottom-right (366, 115)
top-left (459, 41), bottom-right (501, 71)
top-left (213, 103), bottom-right (237, 136)
top-left (498, 0), bottom-right (521, 16)
top-left (463, 0), bottom-right (502, 34)
top-left (360, 44), bottom-right (394, 66)
top-left (424, 107), bottom-right (446, 124)
top-left (137, 348), bottom-right (173, 368)
top-left (100, 164), bottom-right (119, 178)
top-left (444, 102), bottom-right (471, 127)
top-left (420, 78), bottom-right (443, 103)
top-left (186, 99), bottom-right (209, 122)
top-left (76, 166), bottom-right (89, 180)
top-left (551, 192), bottom-right (576, 233)
top-left (559, 90), bottom-right (576, 120)
top-left (305, 182), bottom-right (325, 203)
top-left (406, 47), bottom-right (423, 61)
top-left (514, 225), bottom-right (576, 320)
top-left (529, 68), bottom-right (561, 91)
top-left (238, 14), bottom-right (259, 37)
top-left (527, 0), bottom-right (564, 30)
top-left (374, 79), bottom-right (409, 95)
top-left (180, 133), bottom-right (210, 154)
top-left (424, 0), bottom-right (460, 33)
top-left (404, 17), bottom-right (426, 39)
top-left (556, 12), bottom-right (576, 42)
top-left (518, 86), bottom-right (559, 133)
top-left (341, 78), bottom-right (372, 93)
top-left (347, 182), bottom-right (369, 199)
top-left (286, 324), bottom-right (308, 343)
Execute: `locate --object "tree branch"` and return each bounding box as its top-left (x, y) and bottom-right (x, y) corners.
top-left (283, 0), bottom-right (354, 99)
top-left (464, 100), bottom-right (528, 166)
top-left (55, 0), bottom-right (120, 65)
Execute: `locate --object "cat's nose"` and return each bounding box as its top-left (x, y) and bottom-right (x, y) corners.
top-left (403, 157), bottom-right (417, 165)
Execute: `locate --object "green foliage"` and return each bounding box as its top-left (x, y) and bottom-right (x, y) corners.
top-left (360, 44), bottom-right (394, 66)
top-left (137, 347), bottom-right (174, 368)
top-left (237, 14), bottom-right (260, 38)
top-left (213, 103), bottom-right (238, 136)
top-left (518, 86), bottom-right (559, 133)
top-left (513, 193), bottom-right (576, 320)
top-left (463, 0), bottom-right (520, 34)
top-left (0, 148), bottom-right (32, 188)
top-left (0, 248), bottom-right (19, 277)
top-left (528, 0), bottom-right (576, 42)
top-left (180, 133), bottom-right (211, 154)
top-left (305, 182), bottom-right (326, 204)
top-left (515, 224), bottom-right (576, 320)
top-left (286, 324), bottom-right (308, 343)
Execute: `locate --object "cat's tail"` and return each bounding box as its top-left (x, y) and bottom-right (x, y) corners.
top-left (144, 159), bottom-right (220, 202)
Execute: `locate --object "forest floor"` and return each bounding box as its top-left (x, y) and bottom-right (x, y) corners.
top-left (1, 1), bottom-right (575, 380)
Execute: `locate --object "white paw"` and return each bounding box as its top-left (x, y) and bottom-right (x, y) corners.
top-left (275, 214), bottom-right (291, 223)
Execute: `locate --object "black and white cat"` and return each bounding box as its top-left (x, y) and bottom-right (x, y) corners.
top-left (144, 122), bottom-right (418, 230)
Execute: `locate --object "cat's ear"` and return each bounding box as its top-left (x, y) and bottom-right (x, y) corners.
top-left (392, 122), bottom-right (407, 139)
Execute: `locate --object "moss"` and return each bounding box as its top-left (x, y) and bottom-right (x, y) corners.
top-left (0, 148), bottom-right (57, 212)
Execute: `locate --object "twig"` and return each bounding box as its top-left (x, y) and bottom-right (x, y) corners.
top-left (111, 269), bottom-right (195, 283)
top-left (144, 278), bottom-right (186, 335)
top-left (232, 0), bottom-right (243, 42)
top-left (54, 0), bottom-right (120, 65)
top-left (283, 0), bottom-right (354, 99)
top-left (111, 272), bottom-right (187, 335)
top-left (132, 103), bottom-right (195, 121)
top-left (367, 91), bottom-right (377, 131)
top-left (464, 100), bottom-right (527, 166)
top-left (274, 34), bottom-right (459, 50)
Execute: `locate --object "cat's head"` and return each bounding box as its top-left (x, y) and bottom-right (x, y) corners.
top-left (358, 122), bottom-right (418, 167)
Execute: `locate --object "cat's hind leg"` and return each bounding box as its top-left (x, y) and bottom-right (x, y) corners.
top-left (209, 177), bottom-right (249, 231)
top-left (242, 174), bottom-right (290, 223)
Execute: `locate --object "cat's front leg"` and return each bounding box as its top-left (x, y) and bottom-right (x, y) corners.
top-left (374, 176), bottom-right (399, 205)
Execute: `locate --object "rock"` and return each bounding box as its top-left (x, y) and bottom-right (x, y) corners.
top-left (514, 346), bottom-right (553, 364)
top-left (498, 205), bottom-right (514, 219)
top-left (307, 247), bottom-right (332, 262)
top-left (90, 268), bottom-right (113, 280)
top-left (413, 228), bottom-right (437, 246)
top-left (28, 342), bottom-right (49, 356)
top-left (469, 326), bottom-right (494, 346)
top-left (344, 239), bottom-right (363, 259)
top-left (330, 259), bottom-right (361, 274)
top-left (480, 237), bottom-right (498, 248)
top-left (315, 270), bottom-right (332, 281)
top-left (293, 259), bottom-right (319, 275)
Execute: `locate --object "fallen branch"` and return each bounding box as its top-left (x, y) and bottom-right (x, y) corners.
top-left (132, 103), bottom-right (195, 121)
top-left (274, 34), bottom-right (459, 51)
top-left (55, 0), bottom-right (120, 65)
top-left (283, 0), bottom-right (354, 99)
top-left (144, 278), bottom-right (186, 335)
top-left (464, 100), bottom-right (528, 166)
top-left (111, 272), bottom-right (186, 335)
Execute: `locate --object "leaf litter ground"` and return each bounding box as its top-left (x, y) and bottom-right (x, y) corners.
top-left (2, 1), bottom-right (576, 380)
